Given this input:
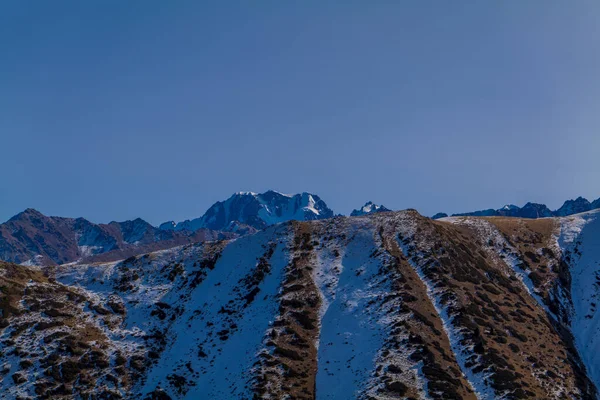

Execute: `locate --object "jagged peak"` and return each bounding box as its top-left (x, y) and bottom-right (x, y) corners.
top-left (161, 190), bottom-right (334, 232)
top-left (264, 189), bottom-right (293, 198)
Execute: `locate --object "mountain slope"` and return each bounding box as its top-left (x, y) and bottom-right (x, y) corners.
top-left (0, 209), bottom-right (229, 266)
top-left (2, 210), bottom-right (599, 398)
top-left (162, 191), bottom-right (334, 232)
top-left (557, 210), bottom-right (600, 390)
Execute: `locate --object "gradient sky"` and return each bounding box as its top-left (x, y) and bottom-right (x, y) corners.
top-left (2, 1), bottom-right (600, 225)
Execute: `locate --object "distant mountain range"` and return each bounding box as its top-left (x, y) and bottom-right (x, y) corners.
top-left (0, 191), bottom-right (336, 266)
top-left (0, 208), bottom-right (230, 266)
top-left (2, 192), bottom-right (599, 266)
top-left (433, 196), bottom-right (600, 219)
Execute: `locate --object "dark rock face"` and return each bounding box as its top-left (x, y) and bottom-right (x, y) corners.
top-left (518, 202), bottom-right (553, 218)
top-left (555, 197), bottom-right (593, 217)
top-left (454, 208), bottom-right (499, 217)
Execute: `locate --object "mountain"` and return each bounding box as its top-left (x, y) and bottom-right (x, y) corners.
top-left (451, 196), bottom-right (600, 219)
top-left (496, 204), bottom-right (520, 215)
top-left (3, 209), bottom-right (600, 399)
top-left (0, 209), bottom-right (230, 266)
top-left (350, 201), bottom-right (390, 216)
top-left (0, 191), bottom-right (332, 267)
top-left (162, 190), bottom-right (334, 231)
top-left (555, 197), bottom-right (593, 217)
top-left (454, 208), bottom-right (498, 217)
top-left (517, 202), bottom-right (554, 218)
top-left (431, 212), bottom-right (448, 219)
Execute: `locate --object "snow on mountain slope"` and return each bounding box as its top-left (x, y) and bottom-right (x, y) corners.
top-left (557, 209), bottom-right (600, 392)
top-left (140, 227), bottom-right (291, 398)
top-left (2, 210), bottom-right (600, 399)
top-left (162, 190), bottom-right (334, 232)
top-left (447, 209), bottom-right (600, 398)
top-left (0, 261), bottom-right (147, 399)
top-left (313, 222), bottom-right (433, 399)
top-left (446, 213), bottom-right (600, 398)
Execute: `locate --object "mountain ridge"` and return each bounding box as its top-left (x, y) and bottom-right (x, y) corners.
top-left (3, 192), bottom-right (600, 267)
top-left (0, 208), bottom-right (230, 266)
top-left (0, 190), bottom-right (335, 267)
top-left (433, 195), bottom-right (600, 220)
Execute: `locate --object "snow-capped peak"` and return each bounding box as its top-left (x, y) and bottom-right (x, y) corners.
top-left (350, 201), bottom-right (391, 217)
top-left (161, 191), bottom-right (334, 232)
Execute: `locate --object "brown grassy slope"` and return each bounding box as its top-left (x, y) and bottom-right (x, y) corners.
top-left (255, 217), bottom-right (477, 399)
top-left (254, 222), bottom-right (321, 399)
top-left (482, 216), bottom-right (595, 397)
top-left (482, 217), bottom-right (571, 319)
top-left (251, 211), bottom-right (595, 399)
top-left (422, 214), bottom-right (596, 399)
top-left (378, 226), bottom-right (477, 400)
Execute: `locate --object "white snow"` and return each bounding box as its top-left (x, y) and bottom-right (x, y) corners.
top-left (314, 228), bottom-right (387, 398)
top-left (20, 254), bottom-right (44, 266)
top-left (167, 191), bottom-right (330, 232)
top-left (557, 210), bottom-right (600, 392)
top-left (78, 245), bottom-right (102, 257)
top-left (140, 227), bottom-right (290, 399)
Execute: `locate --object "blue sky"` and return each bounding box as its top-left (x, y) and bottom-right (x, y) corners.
top-left (2, 1), bottom-right (600, 224)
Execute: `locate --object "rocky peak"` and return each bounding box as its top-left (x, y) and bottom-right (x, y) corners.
top-left (555, 197), bottom-right (592, 217)
top-left (162, 190), bottom-right (334, 232)
top-left (350, 201), bottom-right (391, 216)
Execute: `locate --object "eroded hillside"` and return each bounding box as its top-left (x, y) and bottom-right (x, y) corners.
top-left (1, 210), bottom-right (599, 399)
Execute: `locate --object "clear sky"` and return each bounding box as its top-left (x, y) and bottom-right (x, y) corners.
top-left (2, 1), bottom-right (600, 225)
